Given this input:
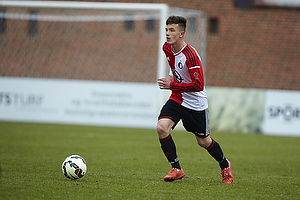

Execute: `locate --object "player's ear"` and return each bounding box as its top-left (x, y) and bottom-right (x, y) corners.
top-left (179, 31), bottom-right (185, 38)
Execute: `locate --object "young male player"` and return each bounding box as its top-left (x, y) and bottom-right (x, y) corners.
top-left (157, 16), bottom-right (233, 184)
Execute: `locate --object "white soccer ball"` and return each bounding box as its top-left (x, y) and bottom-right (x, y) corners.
top-left (62, 155), bottom-right (87, 180)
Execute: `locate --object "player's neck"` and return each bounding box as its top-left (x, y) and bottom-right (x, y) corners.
top-left (171, 41), bottom-right (186, 54)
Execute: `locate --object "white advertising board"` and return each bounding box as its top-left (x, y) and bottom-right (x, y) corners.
top-left (0, 77), bottom-right (159, 128)
top-left (262, 89), bottom-right (300, 136)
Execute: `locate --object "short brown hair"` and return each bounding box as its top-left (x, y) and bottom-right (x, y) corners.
top-left (166, 16), bottom-right (187, 32)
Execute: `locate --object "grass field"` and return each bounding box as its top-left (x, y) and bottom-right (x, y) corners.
top-left (0, 121), bottom-right (299, 199)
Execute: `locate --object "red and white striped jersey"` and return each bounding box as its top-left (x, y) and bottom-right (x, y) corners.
top-left (163, 42), bottom-right (208, 111)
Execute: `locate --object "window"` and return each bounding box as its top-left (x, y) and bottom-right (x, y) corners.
top-left (146, 18), bottom-right (155, 31)
top-left (0, 10), bottom-right (5, 34)
top-left (29, 11), bottom-right (38, 36)
top-left (125, 14), bottom-right (134, 31)
top-left (209, 18), bottom-right (219, 34)
top-left (234, 0), bottom-right (255, 8)
top-left (188, 17), bottom-right (197, 33)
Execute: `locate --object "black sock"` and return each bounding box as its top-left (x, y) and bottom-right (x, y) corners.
top-left (206, 139), bottom-right (229, 169)
top-left (160, 134), bottom-right (181, 169)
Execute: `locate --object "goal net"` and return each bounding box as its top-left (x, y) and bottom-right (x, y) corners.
top-left (0, 1), bottom-right (206, 83)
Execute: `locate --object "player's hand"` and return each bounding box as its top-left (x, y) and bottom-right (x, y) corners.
top-left (158, 78), bottom-right (171, 90)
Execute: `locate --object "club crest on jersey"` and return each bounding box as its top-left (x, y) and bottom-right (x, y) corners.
top-left (193, 72), bottom-right (199, 79)
top-left (178, 61), bottom-right (183, 69)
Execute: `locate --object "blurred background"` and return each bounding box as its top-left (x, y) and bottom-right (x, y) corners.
top-left (0, 0), bottom-right (299, 136)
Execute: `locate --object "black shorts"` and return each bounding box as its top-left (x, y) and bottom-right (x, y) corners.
top-left (158, 100), bottom-right (209, 138)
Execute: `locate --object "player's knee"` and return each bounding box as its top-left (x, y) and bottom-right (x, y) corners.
top-left (156, 123), bottom-right (169, 138)
top-left (197, 140), bottom-right (206, 148)
top-left (157, 119), bottom-right (174, 138)
top-left (196, 136), bottom-right (212, 148)
top-left (156, 123), bottom-right (165, 135)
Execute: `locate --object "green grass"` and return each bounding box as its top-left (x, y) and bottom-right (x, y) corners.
top-left (0, 122), bottom-right (299, 199)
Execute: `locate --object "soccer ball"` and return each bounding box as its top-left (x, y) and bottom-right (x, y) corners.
top-left (62, 155), bottom-right (87, 180)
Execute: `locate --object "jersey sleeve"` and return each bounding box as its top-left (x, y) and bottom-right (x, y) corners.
top-left (169, 69), bottom-right (204, 92)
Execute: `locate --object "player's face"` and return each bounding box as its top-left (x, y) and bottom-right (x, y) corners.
top-left (165, 24), bottom-right (184, 45)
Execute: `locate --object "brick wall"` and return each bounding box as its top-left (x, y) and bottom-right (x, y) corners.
top-left (1, 0), bottom-right (299, 90)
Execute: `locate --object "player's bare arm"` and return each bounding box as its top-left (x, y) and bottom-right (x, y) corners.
top-left (158, 78), bottom-right (171, 90)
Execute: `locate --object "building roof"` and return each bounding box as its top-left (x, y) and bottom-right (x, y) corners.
top-left (234, 0), bottom-right (300, 8)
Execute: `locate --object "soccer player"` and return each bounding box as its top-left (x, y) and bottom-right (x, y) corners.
top-left (157, 16), bottom-right (233, 184)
